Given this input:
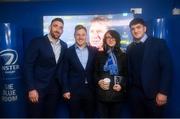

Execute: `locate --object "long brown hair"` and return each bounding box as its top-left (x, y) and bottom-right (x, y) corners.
top-left (103, 30), bottom-right (121, 53)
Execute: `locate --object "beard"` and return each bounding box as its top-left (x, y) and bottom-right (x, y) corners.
top-left (51, 31), bottom-right (60, 39)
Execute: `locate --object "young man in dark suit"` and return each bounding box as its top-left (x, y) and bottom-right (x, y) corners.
top-left (127, 18), bottom-right (173, 118)
top-left (25, 18), bottom-right (67, 117)
top-left (62, 25), bottom-right (97, 118)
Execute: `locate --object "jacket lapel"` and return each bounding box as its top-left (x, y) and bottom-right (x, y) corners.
top-left (57, 40), bottom-right (66, 63)
top-left (45, 36), bottom-right (56, 63)
top-left (142, 37), bottom-right (152, 71)
top-left (72, 45), bottom-right (85, 71)
top-left (85, 46), bottom-right (92, 71)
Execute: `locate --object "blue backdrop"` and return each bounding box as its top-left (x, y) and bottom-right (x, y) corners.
top-left (0, 23), bottom-right (26, 117)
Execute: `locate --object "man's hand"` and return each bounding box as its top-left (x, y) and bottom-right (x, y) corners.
top-left (156, 93), bottom-right (167, 106)
top-left (63, 92), bottom-right (71, 100)
top-left (28, 89), bottom-right (39, 103)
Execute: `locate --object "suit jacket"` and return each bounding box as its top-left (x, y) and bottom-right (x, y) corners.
top-left (25, 35), bottom-right (67, 92)
top-left (127, 37), bottom-right (173, 99)
top-left (62, 44), bottom-right (97, 96)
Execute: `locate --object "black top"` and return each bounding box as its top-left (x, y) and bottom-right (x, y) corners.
top-left (94, 48), bottom-right (128, 102)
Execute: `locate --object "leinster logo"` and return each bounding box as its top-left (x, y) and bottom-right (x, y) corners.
top-left (0, 49), bottom-right (20, 75)
top-left (0, 49), bottom-right (18, 65)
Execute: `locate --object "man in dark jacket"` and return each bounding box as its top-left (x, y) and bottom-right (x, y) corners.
top-left (25, 18), bottom-right (67, 117)
top-left (127, 18), bottom-right (173, 118)
top-left (62, 25), bottom-right (97, 118)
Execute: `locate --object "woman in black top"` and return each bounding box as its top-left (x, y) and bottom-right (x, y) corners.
top-left (94, 30), bottom-right (127, 118)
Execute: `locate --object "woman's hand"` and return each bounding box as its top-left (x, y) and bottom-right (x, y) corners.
top-left (113, 84), bottom-right (122, 92)
top-left (98, 79), bottom-right (110, 90)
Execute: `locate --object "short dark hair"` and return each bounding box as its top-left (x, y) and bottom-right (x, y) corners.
top-left (129, 18), bottom-right (146, 27)
top-left (51, 18), bottom-right (64, 25)
top-left (74, 24), bottom-right (87, 34)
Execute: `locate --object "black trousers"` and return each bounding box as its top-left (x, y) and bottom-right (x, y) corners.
top-left (68, 91), bottom-right (95, 118)
top-left (129, 87), bottom-right (164, 118)
top-left (27, 80), bottom-right (61, 118)
top-left (97, 101), bottom-right (122, 118)
top-left (28, 91), bottom-right (60, 118)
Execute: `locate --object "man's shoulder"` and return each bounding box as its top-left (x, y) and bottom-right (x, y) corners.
top-left (147, 36), bottom-right (163, 42)
top-left (66, 45), bottom-right (75, 54)
top-left (68, 44), bottom-right (75, 50)
top-left (127, 42), bottom-right (135, 50)
top-left (87, 45), bottom-right (98, 52)
top-left (60, 40), bottom-right (67, 47)
top-left (31, 35), bottom-right (47, 43)
top-left (147, 36), bottom-right (167, 46)
top-left (64, 45), bottom-right (75, 59)
top-left (27, 35), bottom-right (47, 47)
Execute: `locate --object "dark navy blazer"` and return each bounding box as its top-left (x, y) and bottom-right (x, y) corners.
top-left (127, 37), bottom-right (173, 99)
top-left (62, 44), bottom-right (97, 95)
top-left (25, 35), bottom-right (67, 92)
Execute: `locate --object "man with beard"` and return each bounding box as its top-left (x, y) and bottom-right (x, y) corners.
top-left (25, 18), bottom-right (67, 117)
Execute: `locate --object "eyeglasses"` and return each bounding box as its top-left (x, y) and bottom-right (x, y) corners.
top-left (105, 36), bottom-right (115, 40)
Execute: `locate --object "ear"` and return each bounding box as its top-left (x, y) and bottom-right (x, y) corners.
top-left (48, 25), bottom-right (51, 31)
top-left (62, 29), bottom-right (64, 34)
top-left (74, 32), bottom-right (76, 38)
top-left (144, 26), bottom-right (147, 32)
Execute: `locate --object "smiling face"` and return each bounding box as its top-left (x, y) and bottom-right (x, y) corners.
top-left (49, 20), bottom-right (64, 40)
top-left (105, 32), bottom-right (116, 47)
top-left (130, 23), bottom-right (146, 41)
top-left (74, 28), bottom-right (87, 47)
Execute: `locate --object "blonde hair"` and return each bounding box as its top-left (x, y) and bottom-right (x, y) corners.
top-left (74, 24), bottom-right (87, 34)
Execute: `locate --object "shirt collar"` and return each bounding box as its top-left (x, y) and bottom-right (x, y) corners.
top-left (134, 33), bottom-right (148, 43)
top-left (140, 33), bottom-right (148, 43)
top-left (75, 43), bottom-right (87, 50)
